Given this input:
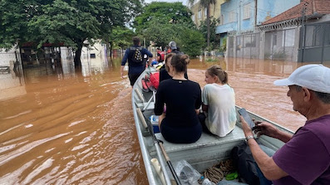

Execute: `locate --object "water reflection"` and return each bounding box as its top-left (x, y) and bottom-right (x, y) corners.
top-left (80, 47), bottom-right (109, 77)
top-left (0, 55), bottom-right (26, 101)
top-left (1, 55), bottom-right (329, 184)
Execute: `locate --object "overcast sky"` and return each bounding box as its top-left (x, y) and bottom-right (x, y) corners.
top-left (144, 0), bottom-right (188, 6)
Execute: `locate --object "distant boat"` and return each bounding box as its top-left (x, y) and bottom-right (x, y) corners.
top-left (132, 68), bottom-right (294, 185)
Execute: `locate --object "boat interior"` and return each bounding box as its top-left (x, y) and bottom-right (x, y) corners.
top-left (132, 70), bottom-right (293, 184)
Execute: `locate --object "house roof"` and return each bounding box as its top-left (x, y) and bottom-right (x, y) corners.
top-left (262, 0), bottom-right (330, 25)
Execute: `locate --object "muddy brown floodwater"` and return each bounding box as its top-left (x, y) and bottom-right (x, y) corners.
top-left (0, 56), bottom-right (328, 184)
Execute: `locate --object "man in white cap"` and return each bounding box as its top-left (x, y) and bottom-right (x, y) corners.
top-left (240, 64), bottom-right (330, 184)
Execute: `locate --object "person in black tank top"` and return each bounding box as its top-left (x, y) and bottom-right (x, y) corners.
top-left (154, 54), bottom-right (202, 143)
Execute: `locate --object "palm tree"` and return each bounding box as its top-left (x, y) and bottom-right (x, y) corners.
top-left (189, 0), bottom-right (216, 50)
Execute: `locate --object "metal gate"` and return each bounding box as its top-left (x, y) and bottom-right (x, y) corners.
top-left (227, 33), bottom-right (261, 59)
top-left (298, 21), bottom-right (330, 64)
top-left (264, 28), bottom-right (297, 61)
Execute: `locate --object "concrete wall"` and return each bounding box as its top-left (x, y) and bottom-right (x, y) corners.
top-left (0, 46), bottom-right (26, 101)
top-left (217, 0), bottom-right (256, 34)
top-left (190, 0), bottom-right (225, 27)
top-left (216, 0), bottom-right (300, 35)
top-left (0, 47), bottom-right (18, 67)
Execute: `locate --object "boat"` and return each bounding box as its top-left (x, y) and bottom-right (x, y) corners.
top-left (132, 68), bottom-right (294, 185)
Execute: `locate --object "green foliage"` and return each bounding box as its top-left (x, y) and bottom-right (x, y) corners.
top-left (188, 0), bottom-right (217, 49)
top-left (133, 2), bottom-right (204, 56)
top-left (179, 28), bottom-right (205, 57)
top-left (199, 17), bottom-right (220, 50)
top-left (219, 37), bottom-right (227, 52)
top-left (134, 2), bottom-right (195, 33)
top-left (205, 58), bottom-right (218, 62)
top-left (110, 26), bottom-right (135, 49)
top-left (0, 0), bottom-right (142, 66)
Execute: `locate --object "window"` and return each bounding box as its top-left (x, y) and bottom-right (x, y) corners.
top-left (229, 11), bottom-right (236, 23)
top-left (243, 4), bottom-right (250, 19)
top-left (273, 34), bottom-right (277, 46)
top-left (305, 25), bottom-right (323, 47)
top-left (284, 29), bottom-right (295, 47)
top-left (198, 10), bottom-right (201, 19)
top-left (204, 8), bottom-right (207, 17)
top-left (326, 25), bottom-right (330, 46)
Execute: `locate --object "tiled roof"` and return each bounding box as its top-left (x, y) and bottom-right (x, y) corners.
top-left (262, 0), bottom-right (330, 25)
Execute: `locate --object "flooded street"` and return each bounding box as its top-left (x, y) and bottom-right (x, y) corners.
top-left (0, 55), bottom-right (327, 184)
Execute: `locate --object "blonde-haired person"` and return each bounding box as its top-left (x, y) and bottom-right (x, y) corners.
top-left (200, 65), bottom-right (237, 137)
top-left (154, 54), bottom-right (202, 143)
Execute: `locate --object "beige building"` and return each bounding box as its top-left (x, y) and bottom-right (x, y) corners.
top-left (189, 0), bottom-right (225, 27)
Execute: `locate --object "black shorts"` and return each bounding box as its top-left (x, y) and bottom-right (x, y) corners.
top-left (160, 119), bottom-right (202, 144)
top-left (128, 73), bottom-right (141, 86)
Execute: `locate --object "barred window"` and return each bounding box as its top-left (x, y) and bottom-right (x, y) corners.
top-left (229, 11), bottom-right (236, 23)
top-left (243, 4), bottom-right (251, 20)
top-left (284, 29), bottom-right (295, 47)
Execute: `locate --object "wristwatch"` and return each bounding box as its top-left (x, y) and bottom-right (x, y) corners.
top-left (245, 135), bottom-right (254, 142)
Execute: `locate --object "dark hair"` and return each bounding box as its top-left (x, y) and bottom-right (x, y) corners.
top-left (314, 92), bottom-right (330, 104)
top-left (165, 53), bottom-right (176, 72)
top-left (295, 85), bottom-right (330, 104)
top-left (132, 36), bottom-right (140, 46)
top-left (206, 65), bottom-right (228, 84)
top-left (170, 54), bottom-right (190, 73)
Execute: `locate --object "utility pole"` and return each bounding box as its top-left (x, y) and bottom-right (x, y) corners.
top-left (300, 2), bottom-right (308, 62)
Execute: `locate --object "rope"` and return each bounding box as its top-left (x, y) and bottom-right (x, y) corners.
top-left (198, 159), bottom-right (236, 184)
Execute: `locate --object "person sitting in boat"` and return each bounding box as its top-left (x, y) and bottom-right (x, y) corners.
top-left (150, 58), bottom-right (158, 66)
top-left (159, 41), bottom-right (188, 82)
top-left (241, 64), bottom-right (330, 184)
top-left (199, 65), bottom-right (236, 137)
top-left (154, 54), bottom-right (202, 144)
top-left (159, 52), bottom-right (175, 81)
top-left (156, 47), bottom-right (165, 63)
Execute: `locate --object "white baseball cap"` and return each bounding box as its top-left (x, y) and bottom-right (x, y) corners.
top-left (274, 64), bottom-right (330, 93)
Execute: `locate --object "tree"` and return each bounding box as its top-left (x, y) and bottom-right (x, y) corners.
top-left (199, 17), bottom-right (220, 50)
top-left (108, 26), bottom-right (135, 57)
top-left (142, 19), bottom-right (205, 57)
top-left (133, 2), bottom-right (205, 56)
top-left (188, 0), bottom-right (216, 50)
top-left (134, 2), bottom-right (195, 35)
top-left (179, 28), bottom-right (205, 57)
top-left (0, 0), bottom-right (142, 67)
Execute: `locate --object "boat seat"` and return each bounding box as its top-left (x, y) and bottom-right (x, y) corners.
top-left (152, 126), bottom-right (245, 169)
top-left (155, 126), bottom-right (244, 153)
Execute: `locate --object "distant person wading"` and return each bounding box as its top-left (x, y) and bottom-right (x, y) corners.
top-left (121, 36), bottom-right (153, 86)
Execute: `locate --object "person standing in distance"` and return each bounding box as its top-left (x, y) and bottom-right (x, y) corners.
top-left (121, 36), bottom-right (153, 86)
top-left (241, 64), bottom-right (330, 184)
top-left (168, 41), bottom-right (183, 54)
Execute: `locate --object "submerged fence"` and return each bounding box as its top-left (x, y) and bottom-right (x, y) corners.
top-left (228, 29), bottom-right (298, 61)
top-left (227, 21), bottom-right (330, 64)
